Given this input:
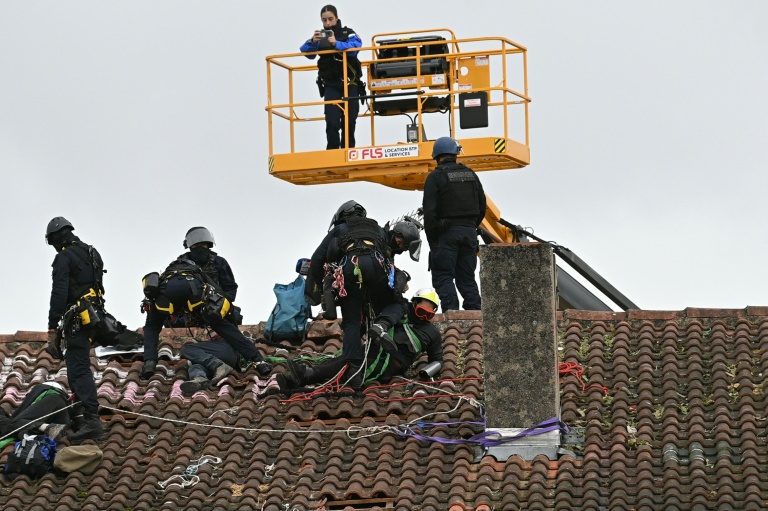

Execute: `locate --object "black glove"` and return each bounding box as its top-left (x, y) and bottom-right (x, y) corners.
top-left (359, 81), bottom-right (367, 105)
top-left (393, 269), bottom-right (411, 295)
top-left (46, 329), bottom-right (62, 360)
top-left (305, 275), bottom-right (322, 306)
top-left (140, 360), bottom-right (157, 379)
top-left (254, 360), bottom-right (273, 377)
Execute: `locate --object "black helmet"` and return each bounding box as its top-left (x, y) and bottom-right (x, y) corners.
top-left (45, 217), bottom-right (74, 245)
top-left (329, 200), bottom-right (367, 231)
top-left (183, 226), bottom-right (215, 249)
top-left (391, 220), bottom-right (422, 261)
top-left (431, 136), bottom-right (462, 160)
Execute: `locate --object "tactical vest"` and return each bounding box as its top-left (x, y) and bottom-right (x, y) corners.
top-left (62, 242), bottom-right (105, 301)
top-left (435, 161), bottom-right (483, 219)
top-left (317, 25), bottom-right (362, 82)
top-left (163, 251), bottom-right (220, 287)
top-left (338, 216), bottom-right (386, 255)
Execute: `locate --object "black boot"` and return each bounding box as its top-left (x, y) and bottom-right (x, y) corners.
top-left (368, 323), bottom-right (396, 353)
top-left (344, 362), bottom-right (364, 391)
top-left (276, 373), bottom-right (299, 393)
top-left (287, 359), bottom-right (314, 386)
top-left (68, 412), bottom-right (104, 443)
top-left (71, 403), bottom-right (85, 432)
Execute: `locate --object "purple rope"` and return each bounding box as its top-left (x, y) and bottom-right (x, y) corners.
top-left (399, 417), bottom-right (568, 447)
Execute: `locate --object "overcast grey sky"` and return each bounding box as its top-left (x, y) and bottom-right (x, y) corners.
top-left (1, 1), bottom-right (767, 334)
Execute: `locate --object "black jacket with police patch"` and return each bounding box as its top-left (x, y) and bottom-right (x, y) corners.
top-left (422, 157), bottom-right (486, 247)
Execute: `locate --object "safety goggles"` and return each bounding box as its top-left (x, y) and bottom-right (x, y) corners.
top-left (414, 304), bottom-right (436, 321)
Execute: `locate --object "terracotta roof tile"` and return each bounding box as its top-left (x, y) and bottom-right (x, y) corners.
top-left (3, 310), bottom-right (768, 509)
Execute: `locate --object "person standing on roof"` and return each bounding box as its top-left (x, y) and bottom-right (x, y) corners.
top-left (45, 217), bottom-right (106, 443)
top-left (422, 136), bottom-right (487, 312)
top-left (278, 288), bottom-right (443, 393)
top-left (139, 227), bottom-right (272, 397)
top-left (305, 206), bottom-right (421, 389)
top-left (300, 4), bottom-right (363, 150)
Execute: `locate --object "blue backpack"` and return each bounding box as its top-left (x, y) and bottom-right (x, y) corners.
top-left (4, 435), bottom-right (57, 479)
top-left (264, 275), bottom-right (311, 342)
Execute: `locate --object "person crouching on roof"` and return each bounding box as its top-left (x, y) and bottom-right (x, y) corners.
top-left (278, 288), bottom-right (443, 392)
top-left (304, 204), bottom-right (422, 390)
top-left (139, 227), bottom-right (273, 397)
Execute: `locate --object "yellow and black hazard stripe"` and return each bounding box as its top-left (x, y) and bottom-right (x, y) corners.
top-left (268, 157), bottom-right (275, 172)
top-left (493, 138), bottom-right (506, 153)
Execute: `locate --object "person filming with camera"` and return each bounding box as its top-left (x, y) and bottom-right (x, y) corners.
top-left (300, 5), bottom-right (363, 150)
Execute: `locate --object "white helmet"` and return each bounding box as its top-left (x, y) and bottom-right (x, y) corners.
top-left (183, 226), bottom-right (215, 249)
top-left (412, 287), bottom-right (440, 309)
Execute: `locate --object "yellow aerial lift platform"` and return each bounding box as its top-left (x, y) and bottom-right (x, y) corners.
top-left (265, 29), bottom-right (639, 310)
top-left (265, 28), bottom-right (530, 195)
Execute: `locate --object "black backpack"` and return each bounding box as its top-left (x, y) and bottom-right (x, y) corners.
top-left (4, 435), bottom-right (57, 479)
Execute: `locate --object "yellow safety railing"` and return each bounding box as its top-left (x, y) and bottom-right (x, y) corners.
top-left (265, 29), bottom-right (530, 190)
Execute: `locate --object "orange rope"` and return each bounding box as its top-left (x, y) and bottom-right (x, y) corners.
top-left (279, 377), bottom-right (484, 403)
top-left (558, 361), bottom-right (608, 396)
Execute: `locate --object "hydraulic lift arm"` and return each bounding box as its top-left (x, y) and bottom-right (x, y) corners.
top-left (478, 193), bottom-right (639, 311)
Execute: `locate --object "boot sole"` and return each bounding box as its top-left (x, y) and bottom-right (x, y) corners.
top-left (210, 364), bottom-right (233, 386)
top-left (181, 379), bottom-right (211, 397)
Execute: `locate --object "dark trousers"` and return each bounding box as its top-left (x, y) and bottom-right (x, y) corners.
top-left (180, 338), bottom-right (238, 380)
top-left (143, 277), bottom-right (264, 363)
top-left (430, 225), bottom-right (482, 312)
top-left (338, 253), bottom-right (394, 362)
top-left (306, 343), bottom-right (402, 385)
top-left (65, 327), bottom-right (99, 414)
top-left (324, 81), bottom-right (358, 149)
top-left (0, 393), bottom-right (70, 437)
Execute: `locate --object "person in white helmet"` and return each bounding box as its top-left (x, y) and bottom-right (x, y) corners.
top-left (139, 227), bottom-right (272, 397)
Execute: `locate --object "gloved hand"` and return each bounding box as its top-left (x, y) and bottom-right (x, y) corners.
top-left (140, 360), bottom-right (157, 379)
top-left (394, 269), bottom-right (411, 295)
top-left (46, 329), bottom-right (62, 360)
top-left (304, 276), bottom-right (321, 306)
top-left (254, 360), bottom-right (273, 377)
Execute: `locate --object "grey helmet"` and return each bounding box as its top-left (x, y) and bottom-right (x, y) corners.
top-left (431, 136), bottom-right (462, 160)
top-left (183, 226), bottom-right (215, 249)
top-left (391, 220), bottom-right (422, 261)
top-left (45, 217), bottom-right (74, 245)
top-left (329, 200), bottom-right (367, 231)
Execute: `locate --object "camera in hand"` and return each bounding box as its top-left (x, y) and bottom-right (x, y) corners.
top-left (320, 29), bottom-right (333, 39)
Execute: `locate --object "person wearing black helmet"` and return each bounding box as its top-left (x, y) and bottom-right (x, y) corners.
top-left (422, 136), bottom-right (486, 312)
top-left (305, 207), bottom-right (421, 389)
top-left (140, 227), bottom-right (272, 397)
top-left (45, 217), bottom-right (106, 442)
top-left (319, 200), bottom-right (369, 320)
top-left (328, 199), bottom-right (367, 231)
top-left (277, 288), bottom-right (443, 393)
